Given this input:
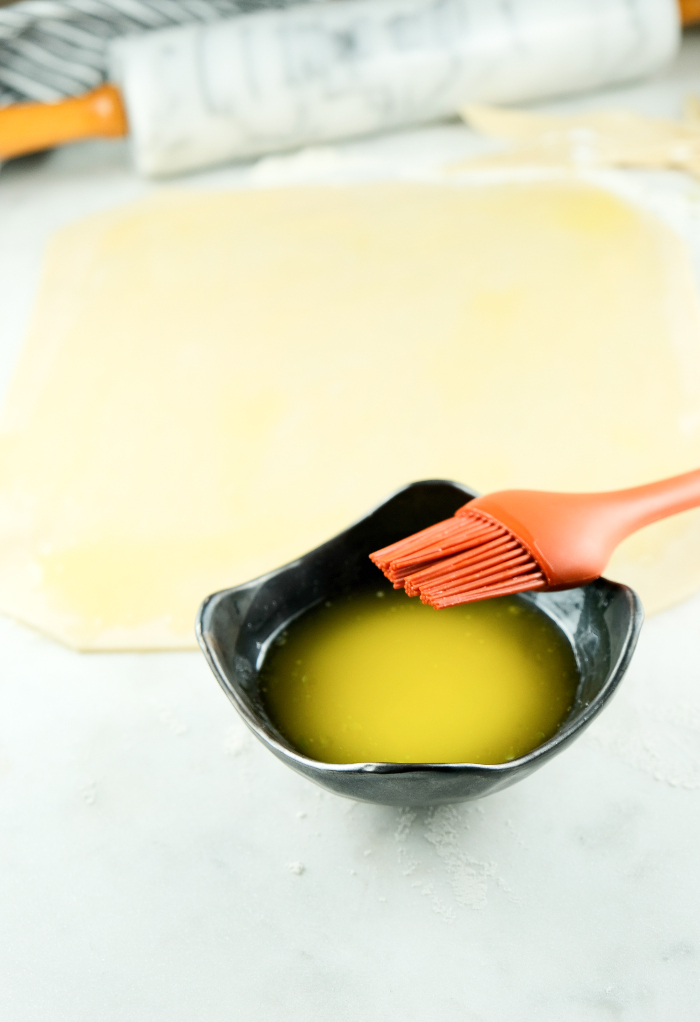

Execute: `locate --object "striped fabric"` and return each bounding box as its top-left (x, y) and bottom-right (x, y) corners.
top-left (0, 0), bottom-right (312, 106)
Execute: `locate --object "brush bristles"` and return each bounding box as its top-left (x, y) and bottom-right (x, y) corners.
top-left (369, 509), bottom-right (546, 608)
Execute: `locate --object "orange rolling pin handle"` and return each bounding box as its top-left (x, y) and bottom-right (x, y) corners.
top-left (0, 83), bottom-right (128, 160)
top-left (680, 0), bottom-right (700, 24)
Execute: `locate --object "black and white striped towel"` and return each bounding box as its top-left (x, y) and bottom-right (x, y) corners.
top-left (0, 0), bottom-right (312, 106)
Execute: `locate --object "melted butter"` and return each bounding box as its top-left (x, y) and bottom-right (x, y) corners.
top-left (260, 588), bottom-right (579, 765)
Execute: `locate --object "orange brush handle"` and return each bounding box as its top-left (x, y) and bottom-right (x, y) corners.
top-left (471, 467), bottom-right (700, 589)
top-left (600, 466), bottom-right (700, 533)
top-left (0, 83), bottom-right (128, 160)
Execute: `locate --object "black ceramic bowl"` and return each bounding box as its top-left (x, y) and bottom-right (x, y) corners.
top-left (197, 480), bottom-right (644, 807)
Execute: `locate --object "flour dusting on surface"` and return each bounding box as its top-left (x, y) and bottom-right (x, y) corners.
top-left (424, 806), bottom-right (497, 910)
top-left (223, 721), bottom-right (251, 758)
top-left (393, 804), bottom-right (517, 918)
top-left (591, 698), bottom-right (700, 789)
top-left (153, 701), bottom-right (188, 737)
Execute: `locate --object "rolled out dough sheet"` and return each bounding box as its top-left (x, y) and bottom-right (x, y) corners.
top-left (455, 103), bottom-right (700, 176)
top-left (1, 182), bottom-right (700, 650)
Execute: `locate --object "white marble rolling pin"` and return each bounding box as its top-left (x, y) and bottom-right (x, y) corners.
top-left (111, 0), bottom-right (679, 175)
top-left (0, 0), bottom-right (681, 176)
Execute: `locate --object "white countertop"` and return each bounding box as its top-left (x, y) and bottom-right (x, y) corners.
top-left (2, 36), bottom-right (700, 1022)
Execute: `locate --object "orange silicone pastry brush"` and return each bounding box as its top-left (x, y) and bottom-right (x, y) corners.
top-left (370, 468), bottom-right (700, 607)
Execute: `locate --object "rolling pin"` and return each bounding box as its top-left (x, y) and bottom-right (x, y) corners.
top-left (0, 0), bottom-right (693, 177)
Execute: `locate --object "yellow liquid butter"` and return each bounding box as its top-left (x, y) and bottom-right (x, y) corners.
top-left (260, 588), bottom-right (579, 765)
